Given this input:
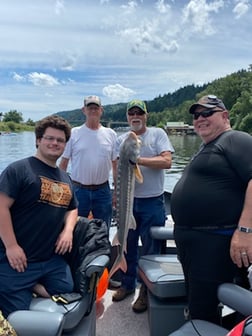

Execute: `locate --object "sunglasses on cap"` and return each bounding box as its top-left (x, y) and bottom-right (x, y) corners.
top-left (193, 109), bottom-right (223, 120)
top-left (206, 94), bottom-right (220, 104)
top-left (127, 110), bottom-right (145, 116)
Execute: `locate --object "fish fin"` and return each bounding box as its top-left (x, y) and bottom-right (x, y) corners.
top-left (108, 254), bottom-right (128, 279)
top-left (134, 164), bottom-right (143, 183)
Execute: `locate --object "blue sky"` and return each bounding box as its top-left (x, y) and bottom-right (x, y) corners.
top-left (0, 0), bottom-right (251, 121)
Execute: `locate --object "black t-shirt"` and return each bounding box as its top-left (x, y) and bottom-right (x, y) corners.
top-left (171, 130), bottom-right (252, 229)
top-left (0, 157), bottom-right (78, 261)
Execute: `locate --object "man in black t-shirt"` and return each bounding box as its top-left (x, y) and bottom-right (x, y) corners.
top-left (171, 95), bottom-right (252, 325)
top-left (0, 115), bottom-right (78, 318)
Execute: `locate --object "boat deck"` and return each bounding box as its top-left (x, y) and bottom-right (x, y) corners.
top-left (96, 214), bottom-right (175, 336)
top-left (96, 285), bottom-right (149, 336)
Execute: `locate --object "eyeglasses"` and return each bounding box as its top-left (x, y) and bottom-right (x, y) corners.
top-left (42, 135), bottom-right (66, 144)
top-left (193, 109), bottom-right (223, 120)
top-left (127, 110), bottom-right (145, 116)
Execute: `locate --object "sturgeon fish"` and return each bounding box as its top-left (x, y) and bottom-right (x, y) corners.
top-left (109, 131), bottom-right (143, 279)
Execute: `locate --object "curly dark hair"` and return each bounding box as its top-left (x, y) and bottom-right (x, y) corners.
top-left (35, 115), bottom-right (71, 143)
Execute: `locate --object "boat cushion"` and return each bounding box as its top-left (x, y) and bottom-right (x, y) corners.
top-left (138, 254), bottom-right (186, 298)
top-left (8, 310), bottom-right (64, 336)
top-left (30, 294), bottom-right (91, 332)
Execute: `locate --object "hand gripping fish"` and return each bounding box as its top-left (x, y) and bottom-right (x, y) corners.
top-left (109, 131), bottom-right (143, 279)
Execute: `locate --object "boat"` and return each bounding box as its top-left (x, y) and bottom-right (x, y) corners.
top-left (0, 132), bottom-right (17, 136)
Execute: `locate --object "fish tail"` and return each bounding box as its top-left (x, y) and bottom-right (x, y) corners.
top-left (108, 254), bottom-right (128, 279)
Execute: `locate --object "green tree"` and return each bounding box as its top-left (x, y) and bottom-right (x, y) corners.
top-left (239, 114), bottom-right (252, 134)
top-left (231, 90), bottom-right (252, 130)
top-left (26, 118), bottom-right (35, 126)
top-left (3, 110), bottom-right (23, 123)
top-left (6, 121), bottom-right (17, 132)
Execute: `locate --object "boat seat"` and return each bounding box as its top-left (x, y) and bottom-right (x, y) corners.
top-left (8, 255), bottom-right (109, 336)
top-left (7, 217), bottom-right (111, 336)
top-left (8, 310), bottom-right (65, 336)
top-left (138, 226), bottom-right (187, 336)
top-left (167, 319), bottom-right (228, 336)
top-left (168, 283), bottom-right (252, 336)
top-left (138, 254), bottom-right (185, 299)
top-left (30, 255), bottom-right (109, 333)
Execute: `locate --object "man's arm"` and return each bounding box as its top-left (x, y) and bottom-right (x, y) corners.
top-left (55, 208), bottom-right (78, 254)
top-left (59, 157), bottom-right (69, 171)
top-left (137, 151), bottom-right (172, 169)
top-left (0, 192), bottom-right (27, 272)
top-left (230, 179), bottom-right (252, 267)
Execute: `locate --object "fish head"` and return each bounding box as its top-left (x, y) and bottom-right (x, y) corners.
top-left (120, 132), bottom-right (143, 183)
top-left (122, 131), bottom-right (141, 164)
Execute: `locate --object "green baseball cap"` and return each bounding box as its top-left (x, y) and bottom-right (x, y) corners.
top-left (127, 99), bottom-right (148, 114)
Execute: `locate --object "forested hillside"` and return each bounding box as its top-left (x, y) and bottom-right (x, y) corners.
top-left (56, 66), bottom-right (252, 133)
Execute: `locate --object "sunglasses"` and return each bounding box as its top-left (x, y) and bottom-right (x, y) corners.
top-left (193, 109), bottom-right (223, 120)
top-left (127, 110), bottom-right (145, 116)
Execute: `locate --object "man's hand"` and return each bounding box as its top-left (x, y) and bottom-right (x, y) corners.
top-left (6, 244), bottom-right (27, 272)
top-left (230, 229), bottom-right (252, 267)
top-left (55, 230), bottom-right (73, 255)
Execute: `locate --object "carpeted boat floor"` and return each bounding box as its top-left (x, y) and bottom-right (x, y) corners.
top-left (96, 285), bottom-right (149, 336)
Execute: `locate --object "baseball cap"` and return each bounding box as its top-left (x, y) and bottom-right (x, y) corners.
top-left (127, 99), bottom-right (148, 114)
top-left (189, 95), bottom-right (226, 114)
top-left (84, 95), bottom-right (101, 107)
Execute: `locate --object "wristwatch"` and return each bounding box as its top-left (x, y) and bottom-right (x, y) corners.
top-left (238, 226), bottom-right (252, 233)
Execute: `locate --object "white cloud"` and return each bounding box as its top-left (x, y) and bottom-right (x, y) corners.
top-left (118, 19), bottom-right (178, 55)
top-left (233, 1), bottom-right (250, 19)
top-left (12, 72), bottom-right (60, 87)
top-left (155, 0), bottom-right (170, 14)
top-left (182, 0), bottom-right (224, 35)
top-left (55, 0), bottom-right (65, 15)
top-left (102, 84), bottom-right (135, 102)
top-left (12, 73), bottom-right (25, 82)
top-left (60, 54), bottom-right (78, 71)
top-left (28, 73), bottom-right (60, 87)
top-left (121, 1), bottom-right (138, 12)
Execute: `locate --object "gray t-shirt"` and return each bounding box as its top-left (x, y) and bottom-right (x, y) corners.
top-left (116, 128), bottom-right (174, 198)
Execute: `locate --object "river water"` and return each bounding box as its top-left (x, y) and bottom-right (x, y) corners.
top-left (0, 131), bottom-right (201, 192)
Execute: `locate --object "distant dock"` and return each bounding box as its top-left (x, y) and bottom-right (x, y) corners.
top-left (165, 122), bottom-right (195, 135)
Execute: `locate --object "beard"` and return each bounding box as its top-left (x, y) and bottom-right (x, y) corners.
top-left (130, 119), bottom-right (143, 132)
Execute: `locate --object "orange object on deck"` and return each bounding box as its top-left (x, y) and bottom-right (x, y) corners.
top-left (96, 268), bottom-right (109, 301)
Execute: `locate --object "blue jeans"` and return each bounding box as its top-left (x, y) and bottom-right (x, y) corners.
top-left (74, 183), bottom-right (112, 227)
top-left (0, 254), bottom-right (73, 318)
top-left (122, 194), bottom-right (166, 290)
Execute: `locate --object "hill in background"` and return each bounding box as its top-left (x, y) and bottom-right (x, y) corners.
top-left (56, 66), bottom-right (252, 133)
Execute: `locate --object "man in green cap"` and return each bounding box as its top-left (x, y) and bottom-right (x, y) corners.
top-left (112, 99), bottom-right (174, 313)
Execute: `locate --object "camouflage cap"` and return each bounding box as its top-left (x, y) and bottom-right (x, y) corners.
top-left (127, 99), bottom-right (148, 114)
top-left (189, 95), bottom-right (226, 114)
top-left (84, 95), bottom-right (101, 107)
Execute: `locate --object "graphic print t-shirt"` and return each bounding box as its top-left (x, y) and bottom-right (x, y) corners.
top-left (0, 157), bottom-right (78, 261)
